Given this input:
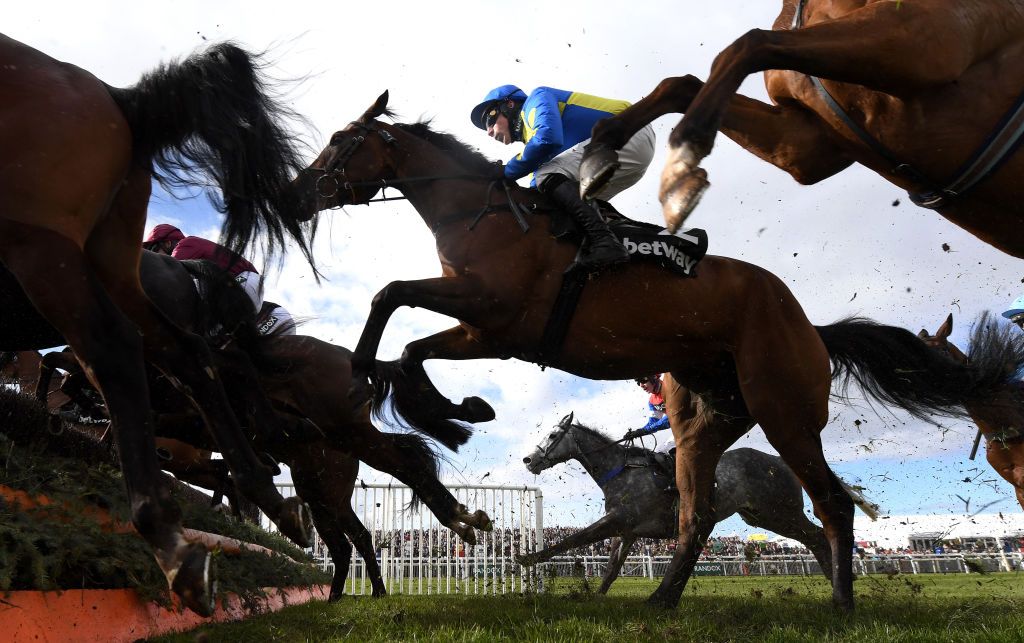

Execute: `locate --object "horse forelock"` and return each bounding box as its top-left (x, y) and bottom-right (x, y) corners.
top-left (393, 121), bottom-right (496, 174)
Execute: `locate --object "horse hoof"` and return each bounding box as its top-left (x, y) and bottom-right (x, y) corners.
top-left (579, 144), bottom-right (621, 200)
top-left (371, 587), bottom-right (388, 598)
top-left (659, 166), bottom-right (708, 234)
top-left (277, 496), bottom-right (313, 547)
top-left (460, 396), bottom-right (496, 423)
top-left (470, 509), bottom-right (494, 531)
top-left (171, 543), bottom-right (216, 617)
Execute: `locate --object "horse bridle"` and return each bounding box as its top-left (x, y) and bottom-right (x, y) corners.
top-left (305, 121), bottom-right (486, 205)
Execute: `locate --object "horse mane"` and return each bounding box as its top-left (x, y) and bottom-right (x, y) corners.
top-left (393, 121), bottom-right (497, 174)
top-left (966, 312), bottom-right (1024, 404)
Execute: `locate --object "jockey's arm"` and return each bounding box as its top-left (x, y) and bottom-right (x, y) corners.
top-left (504, 88), bottom-right (564, 180)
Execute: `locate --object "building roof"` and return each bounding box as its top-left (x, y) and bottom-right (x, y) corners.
top-left (854, 513), bottom-right (1024, 548)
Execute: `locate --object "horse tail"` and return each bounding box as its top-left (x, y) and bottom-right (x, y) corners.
top-left (370, 361), bottom-right (473, 452)
top-left (815, 315), bottom-right (1021, 421)
top-left (107, 43), bottom-right (316, 272)
top-left (835, 477), bottom-right (880, 521)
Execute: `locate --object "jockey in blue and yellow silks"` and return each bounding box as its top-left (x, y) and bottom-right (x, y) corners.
top-left (471, 84), bottom-right (655, 271)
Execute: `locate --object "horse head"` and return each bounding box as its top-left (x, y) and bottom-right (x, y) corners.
top-left (917, 313), bottom-right (968, 365)
top-left (293, 90), bottom-right (398, 216)
top-left (522, 412), bottom-right (577, 474)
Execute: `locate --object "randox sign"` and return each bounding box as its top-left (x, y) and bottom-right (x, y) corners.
top-left (692, 562), bottom-right (725, 576)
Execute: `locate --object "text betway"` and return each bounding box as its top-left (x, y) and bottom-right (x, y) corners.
top-left (622, 237), bottom-right (697, 273)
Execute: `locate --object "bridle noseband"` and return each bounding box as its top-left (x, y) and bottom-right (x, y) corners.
top-left (306, 121), bottom-right (392, 204)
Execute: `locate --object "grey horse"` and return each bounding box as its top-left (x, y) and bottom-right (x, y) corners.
top-left (519, 413), bottom-right (878, 592)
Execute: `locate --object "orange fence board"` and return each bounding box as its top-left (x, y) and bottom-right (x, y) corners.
top-left (0, 584), bottom-right (328, 642)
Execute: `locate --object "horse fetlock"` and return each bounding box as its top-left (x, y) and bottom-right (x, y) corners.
top-left (449, 521), bottom-right (476, 546)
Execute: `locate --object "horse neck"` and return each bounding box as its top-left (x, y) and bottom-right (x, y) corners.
top-left (567, 426), bottom-right (624, 483)
top-left (390, 135), bottom-right (488, 229)
top-left (966, 385), bottom-right (1024, 436)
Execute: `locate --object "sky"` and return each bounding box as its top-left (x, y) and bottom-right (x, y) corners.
top-left (9, 1), bottom-right (1023, 540)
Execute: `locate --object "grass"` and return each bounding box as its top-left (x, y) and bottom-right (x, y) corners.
top-left (160, 572), bottom-right (1024, 642)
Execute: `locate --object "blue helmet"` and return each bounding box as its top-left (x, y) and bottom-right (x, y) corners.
top-left (1003, 294), bottom-right (1024, 320)
top-left (470, 85), bottom-right (528, 130)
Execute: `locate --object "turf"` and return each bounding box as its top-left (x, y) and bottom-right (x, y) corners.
top-left (159, 572), bottom-right (1024, 642)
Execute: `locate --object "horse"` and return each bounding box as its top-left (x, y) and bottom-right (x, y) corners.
top-left (578, 0), bottom-right (1024, 256)
top-left (0, 34), bottom-right (321, 613)
top-left (518, 412), bottom-right (874, 592)
top-left (917, 313), bottom-right (1024, 511)
top-left (0, 250), bottom-right (490, 597)
top-left (291, 91), bottom-right (1024, 610)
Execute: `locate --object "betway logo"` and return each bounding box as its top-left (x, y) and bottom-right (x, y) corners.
top-left (622, 237), bottom-right (697, 273)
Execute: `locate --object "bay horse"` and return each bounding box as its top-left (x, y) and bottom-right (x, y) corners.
top-left (578, 0), bottom-right (1024, 257)
top-left (0, 34), bottom-right (320, 614)
top-left (292, 92), bottom-right (1024, 610)
top-left (518, 412), bottom-right (873, 591)
top-left (918, 313), bottom-right (1024, 510)
top-left (0, 250), bottom-right (490, 597)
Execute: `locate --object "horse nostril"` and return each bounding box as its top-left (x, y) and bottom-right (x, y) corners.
top-left (522, 457), bottom-right (531, 464)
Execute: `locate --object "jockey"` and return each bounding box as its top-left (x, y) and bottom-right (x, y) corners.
top-left (470, 85), bottom-right (656, 270)
top-left (622, 374), bottom-right (673, 453)
top-left (1002, 294), bottom-right (1024, 330)
top-left (143, 224), bottom-right (295, 336)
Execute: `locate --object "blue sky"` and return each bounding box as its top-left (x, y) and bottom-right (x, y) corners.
top-left (12, 1), bottom-right (1024, 539)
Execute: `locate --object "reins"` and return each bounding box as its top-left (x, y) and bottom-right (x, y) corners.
top-left (305, 119), bottom-right (548, 231)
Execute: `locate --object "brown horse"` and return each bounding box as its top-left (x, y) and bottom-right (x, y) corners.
top-left (918, 313), bottom-right (1024, 510)
top-left (0, 34), bottom-right (318, 614)
top-left (291, 92), bottom-right (1024, 610)
top-left (3, 251), bottom-right (492, 600)
top-left (579, 0), bottom-right (1024, 256)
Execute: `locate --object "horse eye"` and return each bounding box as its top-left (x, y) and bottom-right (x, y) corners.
top-left (329, 132), bottom-right (345, 146)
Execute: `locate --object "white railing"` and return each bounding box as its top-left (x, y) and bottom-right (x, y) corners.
top-left (268, 482), bottom-right (544, 595)
top-left (536, 552), bottom-right (1024, 579)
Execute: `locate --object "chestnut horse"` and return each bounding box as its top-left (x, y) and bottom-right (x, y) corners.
top-left (579, 0), bottom-right (1024, 256)
top-left (0, 35), bottom-right (317, 614)
top-left (292, 92), bottom-right (1024, 610)
top-left (918, 313), bottom-right (1024, 510)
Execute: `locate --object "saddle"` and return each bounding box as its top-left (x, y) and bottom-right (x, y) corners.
top-left (547, 199), bottom-right (709, 278)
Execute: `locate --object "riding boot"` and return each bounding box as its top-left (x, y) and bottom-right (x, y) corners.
top-left (540, 174), bottom-right (629, 270)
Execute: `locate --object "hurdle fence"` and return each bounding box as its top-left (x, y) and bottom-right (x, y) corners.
top-left (269, 482), bottom-right (545, 595)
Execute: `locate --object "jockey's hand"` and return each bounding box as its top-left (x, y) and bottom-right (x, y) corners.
top-left (622, 428), bottom-right (646, 441)
top-left (486, 163), bottom-right (506, 182)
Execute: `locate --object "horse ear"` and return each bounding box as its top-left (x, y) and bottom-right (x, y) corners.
top-left (558, 411), bottom-right (574, 428)
top-left (917, 329), bottom-right (929, 339)
top-left (358, 90), bottom-right (390, 124)
top-left (937, 313), bottom-right (953, 339)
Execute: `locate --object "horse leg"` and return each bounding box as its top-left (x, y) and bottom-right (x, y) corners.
top-left (86, 202), bottom-right (312, 547)
top-left (662, 1), bottom-right (1023, 230)
top-left (350, 276), bottom-right (493, 403)
top-left (287, 444), bottom-right (365, 601)
top-left (517, 511), bottom-right (627, 567)
top-left (597, 535), bottom-right (637, 595)
top-left (736, 506), bottom-right (833, 584)
top-left (394, 326), bottom-right (499, 423)
top-left (0, 225), bottom-right (213, 615)
top-left (346, 420), bottom-right (491, 544)
top-left (647, 407), bottom-right (749, 609)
